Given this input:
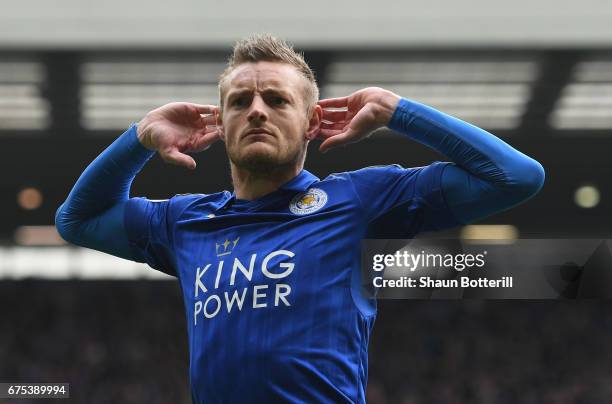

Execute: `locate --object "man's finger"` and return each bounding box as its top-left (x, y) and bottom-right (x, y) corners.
top-left (162, 148), bottom-right (197, 170)
top-left (200, 114), bottom-right (218, 126)
top-left (200, 113), bottom-right (217, 121)
top-left (319, 131), bottom-right (354, 153)
top-left (191, 104), bottom-right (218, 114)
top-left (320, 121), bottom-right (347, 130)
top-left (192, 130), bottom-right (221, 152)
top-left (318, 97), bottom-right (349, 108)
top-left (316, 129), bottom-right (344, 139)
top-left (321, 110), bottom-right (348, 122)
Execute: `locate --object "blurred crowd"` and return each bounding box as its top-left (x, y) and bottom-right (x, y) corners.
top-left (368, 300), bottom-right (612, 404)
top-left (0, 281), bottom-right (190, 404)
top-left (2, 281), bottom-right (612, 404)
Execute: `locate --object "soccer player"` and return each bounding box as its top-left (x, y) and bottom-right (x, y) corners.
top-left (55, 35), bottom-right (544, 403)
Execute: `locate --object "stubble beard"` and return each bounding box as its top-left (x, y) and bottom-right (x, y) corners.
top-left (228, 141), bottom-right (306, 174)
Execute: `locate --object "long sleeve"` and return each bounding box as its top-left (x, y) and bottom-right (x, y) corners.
top-left (54, 124), bottom-right (155, 260)
top-left (387, 98), bottom-right (545, 224)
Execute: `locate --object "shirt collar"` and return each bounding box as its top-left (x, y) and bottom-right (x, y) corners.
top-left (218, 169), bottom-right (320, 210)
top-left (279, 169), bottom-right (320, 192)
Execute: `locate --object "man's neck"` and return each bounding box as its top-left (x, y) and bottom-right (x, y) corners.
top-left (231, 164), bottom-right (302, 201)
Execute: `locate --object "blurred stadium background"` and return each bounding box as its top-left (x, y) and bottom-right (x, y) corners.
top-left (2, 0), bottom-right (612, 402)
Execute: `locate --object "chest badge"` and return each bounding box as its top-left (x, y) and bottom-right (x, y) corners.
top-left (289, 188), bottom-right (328, 215)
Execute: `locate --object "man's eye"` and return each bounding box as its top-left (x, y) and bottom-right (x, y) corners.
top-left (271, 97), bottom-right (287, 106)
top-left (232, 97), bottom-right (248, 107)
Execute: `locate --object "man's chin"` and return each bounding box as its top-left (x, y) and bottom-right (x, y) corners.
top-left (231, 149), bottom-right (284, 172)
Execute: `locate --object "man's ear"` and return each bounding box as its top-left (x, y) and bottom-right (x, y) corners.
top-left (305, 104), bottom-right (322, 140)
top-left (215, 108), bottom-right (226, 142)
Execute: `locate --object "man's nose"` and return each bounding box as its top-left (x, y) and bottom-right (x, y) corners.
top-left (247, 95), bottom-right (268, 123)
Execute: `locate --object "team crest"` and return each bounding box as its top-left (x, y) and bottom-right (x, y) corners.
top-left (289, 188), bottom-right (328, 215)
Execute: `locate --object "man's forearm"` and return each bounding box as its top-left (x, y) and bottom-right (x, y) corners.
top-left (388, 98), bottom-right (544, 223)
top-left (55, 124), bottom-right (155, 258)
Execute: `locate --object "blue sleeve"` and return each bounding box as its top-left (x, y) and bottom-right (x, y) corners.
top-left (54, 124), bottom-right (177, 275)
top-left (388, 98), bottom-right (545, 224)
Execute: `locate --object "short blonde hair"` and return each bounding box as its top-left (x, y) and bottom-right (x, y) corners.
top-left (218, 34), bottom-right (319, 114)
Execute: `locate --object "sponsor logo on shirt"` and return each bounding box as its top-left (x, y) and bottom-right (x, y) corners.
top-left (289, 188), bottom-right (328, 215)
top-left (192, 237), bottom-right (294, 324)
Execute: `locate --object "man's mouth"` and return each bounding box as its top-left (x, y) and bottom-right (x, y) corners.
top-left (243, 128), bottom-right (274, 139)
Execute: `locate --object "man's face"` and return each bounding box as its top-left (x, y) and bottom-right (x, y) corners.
top-left (219, 61), bottom-right (320, 172)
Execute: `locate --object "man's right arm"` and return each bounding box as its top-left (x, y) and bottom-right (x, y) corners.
top-left (55, 102), bottom-right (221, 262)
top-left (54, 124), bottom-right (155, 261)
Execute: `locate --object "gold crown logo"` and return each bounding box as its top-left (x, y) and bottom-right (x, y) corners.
top-left (216, 237), bottom-right (240, 257)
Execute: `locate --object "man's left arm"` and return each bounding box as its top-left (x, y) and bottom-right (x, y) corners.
top-left (318, 87), bottom-right (545, 224)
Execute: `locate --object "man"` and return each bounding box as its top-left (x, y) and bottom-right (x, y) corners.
top-left (56, 34), bottom-right (544, 403)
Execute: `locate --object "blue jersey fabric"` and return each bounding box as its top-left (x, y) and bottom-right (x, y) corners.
top-left (124, 163), bottom-right (458, 404)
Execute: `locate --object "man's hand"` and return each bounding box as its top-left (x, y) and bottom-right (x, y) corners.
top-left (137, 102), bottom-right (221, 170)
top-left (317, 87), bottom-right (401, 153)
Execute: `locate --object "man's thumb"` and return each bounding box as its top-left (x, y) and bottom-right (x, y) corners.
top-left (164, 149), bottom-right (197, 170)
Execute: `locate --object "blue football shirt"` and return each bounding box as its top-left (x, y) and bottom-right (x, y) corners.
top-left (124, 163), bottom-right (460, 403)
